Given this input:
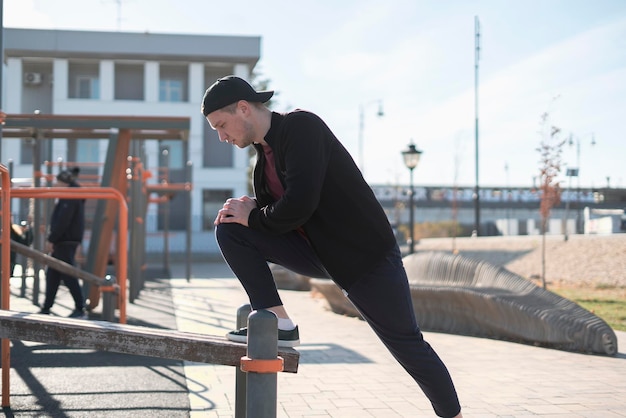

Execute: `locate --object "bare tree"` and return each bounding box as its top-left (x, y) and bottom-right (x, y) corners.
top-left (536, 112), bottom-right (566, 289)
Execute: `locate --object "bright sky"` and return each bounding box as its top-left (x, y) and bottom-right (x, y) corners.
top-left (5, 0), bottom-right (626, 188)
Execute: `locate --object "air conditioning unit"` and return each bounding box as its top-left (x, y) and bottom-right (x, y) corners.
top-left (24, 72), bottom-right (43, 85)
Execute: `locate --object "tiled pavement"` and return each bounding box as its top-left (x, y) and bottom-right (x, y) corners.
top-left (5, 262), bottom-right (626, 417)
top-left (170, 263), bottom-right (626, 418)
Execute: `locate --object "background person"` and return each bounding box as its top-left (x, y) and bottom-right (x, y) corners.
top-left (10, 219), bottom-right (34, 276)
top-left (39, 167), bottom-right (87, 319)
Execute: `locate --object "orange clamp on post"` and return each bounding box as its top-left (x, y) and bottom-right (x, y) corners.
top-left (240, 356), bottom-right (284, 373)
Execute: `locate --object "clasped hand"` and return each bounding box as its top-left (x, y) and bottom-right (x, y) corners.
top-left (214, 196), bottom-right (256, 227)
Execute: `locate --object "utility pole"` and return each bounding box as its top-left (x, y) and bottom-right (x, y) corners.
top-left (358, 100), bottom-right (384, 177)
top-left (473, 16), bottom-right (481, 236)
top-left (104, 0), bottom-right (124, 30)
top-left (116, 0), bottom-right (123, 30)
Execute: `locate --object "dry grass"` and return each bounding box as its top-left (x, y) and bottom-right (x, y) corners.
top-left (551, 285), bottom-right (626, 331)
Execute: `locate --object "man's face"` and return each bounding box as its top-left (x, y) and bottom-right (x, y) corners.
top-left (206, 103), bottom-right (256, 149)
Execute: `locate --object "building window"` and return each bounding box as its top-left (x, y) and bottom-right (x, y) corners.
top-left (203, 123), bottom-right (233, 167)
top-left (159, 79), bottom-right (183, 102)
top-left (76, 76), bottom-right (100, 99)
top-left (158, 140), bottom-right (184, 169)
top-left (114, 63), bottom-right (144, 100)
top-left (68, 62), bottom-right (99, 99)
top-left (66, 139), bottom-right (100, 185)
top-left (20, 139), bottom-right (45, 165)
top-left (202, 189), bottom-right (232, 230)
top-left (76, 139), bottom-right (100, 163)
top-left (159, 64), bottom-right (187, 102)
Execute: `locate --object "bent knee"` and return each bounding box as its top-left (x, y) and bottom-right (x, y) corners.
top-left (215, 223), bottom-right (245, 243)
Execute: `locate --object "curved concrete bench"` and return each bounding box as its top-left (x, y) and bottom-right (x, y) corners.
top-left (310, 252), bottom-right (618, 356)
top-left (271, 264), bottom-right (311, 291)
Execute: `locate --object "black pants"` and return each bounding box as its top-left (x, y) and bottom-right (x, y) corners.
top-left (42, 243), bottom-right (84, 312)
top-left (216, 224), bottom-right (461, 417)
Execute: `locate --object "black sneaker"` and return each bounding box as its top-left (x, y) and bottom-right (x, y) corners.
top-left (39, 308), bottom-right (51, 315)
top-left (68, 309), bottom-right (88, 319)
top-left (226, 326), bottom-right (300, 348)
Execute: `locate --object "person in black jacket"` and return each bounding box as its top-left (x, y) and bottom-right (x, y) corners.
top-left (10, 219), bottom-right (34, 276)
top-left (39, 167), bottom-right (87, 319)
top-left (201, 76), bottom-right (462, 418)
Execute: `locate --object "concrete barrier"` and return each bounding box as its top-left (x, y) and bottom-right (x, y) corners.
top-left (310, 252), bottom-right (618, 356)
top-left (403, 251), bottom-right (617, 356)
top-left (271, 264), bottom-right (311, 291)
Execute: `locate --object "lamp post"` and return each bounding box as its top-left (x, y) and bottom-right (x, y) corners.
top-left (358, 100), bottom-right (384, 176)
top-left (568, 132), bottom-right (596, 233)
top-left (473, 15), bottom-right (481, 237)
top-left (402, 142), bottom-right (422, 254)
top-left (563, 167), bottom-right (578, 241)
top-left (504, 162), bottom-right (511, 235)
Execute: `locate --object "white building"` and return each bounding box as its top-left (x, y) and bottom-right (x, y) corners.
top-left (2, 28), bottom-right (261, 257)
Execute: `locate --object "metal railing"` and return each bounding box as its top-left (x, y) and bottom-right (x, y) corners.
top-left (0, 304), bottom-right (297, 417)
top-left (10, 187), bottom-right (129, 323)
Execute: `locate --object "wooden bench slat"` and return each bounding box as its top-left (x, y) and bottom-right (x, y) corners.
top-left (0, 310), bottom-right (299, 373)
top-left (10, 241), bottom-right (113, 288)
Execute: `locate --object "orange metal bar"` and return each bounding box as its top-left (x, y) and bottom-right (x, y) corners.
top-left (11, 187), bottom-right (129, 324)
top-left (240, 356), bottom-right (284, 373)
top-left (43, 161), bottom-right (104, 169)
top-left (1, 164), bottom-right (12, 407)
top-left (87, 129), bottom-right (131, 310)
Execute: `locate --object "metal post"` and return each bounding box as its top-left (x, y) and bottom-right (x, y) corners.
top-left (101, 275), bottom-right (116, 322)
top-left (1, 162), bottom-right (11, 408)
top-left (128, 143), bottom-right (146, 303)
top-left (235, 304), bottom-right (252, 418)
top-left (0, 0), bottom-right (4, 163)
top-left (358, 104), bottom-right (365, 174)
top-left (401, 143), bottom-right (421, 254)
top-left (575, 140), bottom-right (581, 234)
top-left (564, 174), bottom-right (572, 241)
top-left (185, 160), bottom-right (192, 282)
top-left (160, 146), bottom-right (170, 274)
top-left (31, 133), bottom-right (42, 304)
top-left (409, 168), bottom-right (415, 254)
top-left (19, 238), bottom-right (27, 298)
top-left (357, 100), bottom-right (383, 177)
top-left (474, 15), bottom-right (481, 237)
top-left (137, 142), bottom-right (148, 297)
top-left (246, 309), bottom-right (278, 418)
top-left (8, 159), bottom-right (27, 298)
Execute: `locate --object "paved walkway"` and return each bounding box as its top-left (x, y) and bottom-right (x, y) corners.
top-left (170, 262), bottom-right (626, 418)
top-left (4, 261), bottom-right (626, 417)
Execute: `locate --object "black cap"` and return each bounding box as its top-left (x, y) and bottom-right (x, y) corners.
top-left (201, 76), bottom-right (273, 116)
top-left (57, 167), bottom-right (80, 184)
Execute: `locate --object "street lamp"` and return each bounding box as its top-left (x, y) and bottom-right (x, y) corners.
top-left (358, 100), bottom-right (384, 176)
top-left (563, 167), bottom-right (579, 241)
top-left (567, 132), bottom-right (596, 233)
top-left (402, 142), bottom-right (422, 254)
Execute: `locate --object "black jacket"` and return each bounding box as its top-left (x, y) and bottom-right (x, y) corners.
top-left (249, 111), bottom-right (396, 291)
top-left (48, 183), bottom-right (85, 245)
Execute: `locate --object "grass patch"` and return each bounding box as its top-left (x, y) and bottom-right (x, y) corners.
top-left (552, 286), bottom-right (626, 332)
